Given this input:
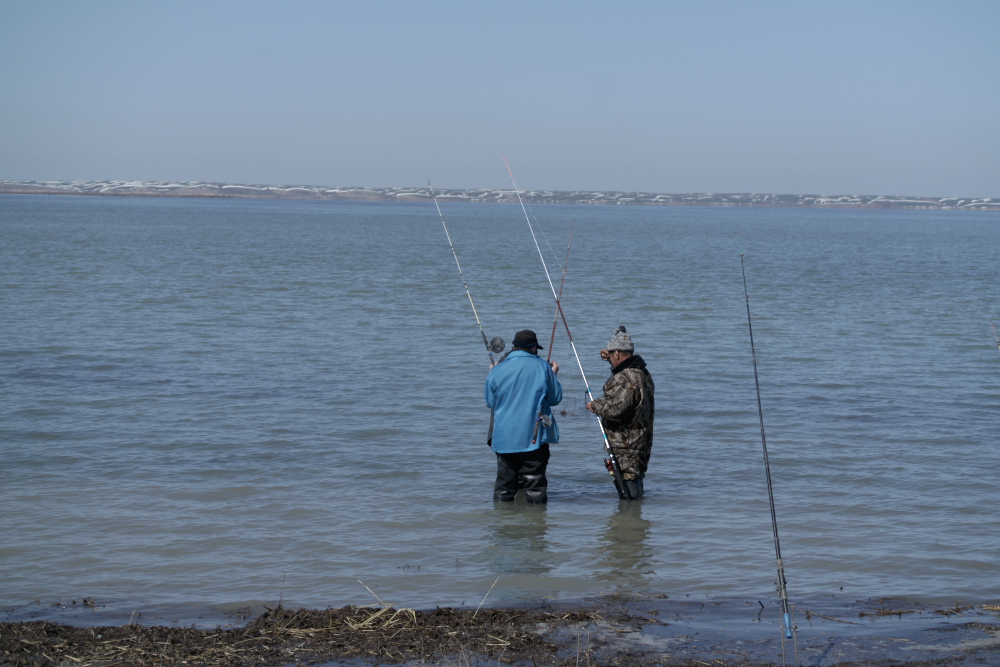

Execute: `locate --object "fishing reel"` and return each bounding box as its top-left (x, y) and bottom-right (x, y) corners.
top-left (488, 337), bottom-right (505, 354)
top-left (535, 414), bottom-right (553, 427)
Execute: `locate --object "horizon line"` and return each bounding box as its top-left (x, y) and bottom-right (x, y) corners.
top-left (1, 179), bottom-right (998, 211)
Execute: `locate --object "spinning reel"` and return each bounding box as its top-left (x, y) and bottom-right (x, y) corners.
top-left (488, 337), bottom-right (505, 354)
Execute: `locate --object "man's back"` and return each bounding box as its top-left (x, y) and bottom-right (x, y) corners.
top-left (485, 350), bottom-right (562, 454)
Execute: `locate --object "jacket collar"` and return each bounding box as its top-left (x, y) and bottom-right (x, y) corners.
top-left (611, 354), bottom-right (646, 375)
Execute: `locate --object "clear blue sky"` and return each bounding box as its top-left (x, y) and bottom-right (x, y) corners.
top-left (1, 1), bottom-right (997, 197)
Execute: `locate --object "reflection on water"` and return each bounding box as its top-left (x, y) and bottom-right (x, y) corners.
top-left (596, 501), bottom-right (655, 589)
top-left (481, 502), bottom-right (551, 575)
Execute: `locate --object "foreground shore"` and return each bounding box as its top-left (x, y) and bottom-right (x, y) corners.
top-left (3, 595), bottom-right (999, 666)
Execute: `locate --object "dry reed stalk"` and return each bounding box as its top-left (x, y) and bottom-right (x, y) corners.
top-left (346, 605), bottom-right (393, 629)
top-left (795, 606), bottom-right (861, 625)
top-left (473, 576), bottom-right (500, 619)
top-left (357, 579), bottom-right (385, 605)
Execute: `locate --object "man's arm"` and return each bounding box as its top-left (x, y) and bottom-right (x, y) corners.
top-left (587, 374), bottom-right (635, 421)
top-left (484, 372), bottom-right (496, 409)
top-left (545, 364), bottom-right (563, 406)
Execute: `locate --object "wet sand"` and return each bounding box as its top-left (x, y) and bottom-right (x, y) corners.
top-left (3, 595), bottom-right (999, 666)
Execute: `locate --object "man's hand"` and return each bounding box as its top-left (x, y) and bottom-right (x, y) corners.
top-left (585, 401), bottom-right (595, 413)
top-left (549, 360), bottom-right (560, 374)
top-left (599, 348), bottom-right (610, 362)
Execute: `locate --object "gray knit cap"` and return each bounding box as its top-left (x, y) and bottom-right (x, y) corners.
top-left (607, 326), bottom-right (634, 352)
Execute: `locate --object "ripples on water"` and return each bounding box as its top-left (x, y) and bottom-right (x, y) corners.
top-left (1, 194), bottom-right (998, 620)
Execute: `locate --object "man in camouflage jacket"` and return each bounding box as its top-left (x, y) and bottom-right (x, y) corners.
top-left (586, 326), bottom-right (654, 499)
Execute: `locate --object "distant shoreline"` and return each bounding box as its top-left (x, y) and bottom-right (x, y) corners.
top-left (2, 180), bottom-right (999, 210)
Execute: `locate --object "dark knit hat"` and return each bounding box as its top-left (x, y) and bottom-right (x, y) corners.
top-left (607, 326), bottom-right (634, 352)
top-left (512, 330), bottom-right (543, 349)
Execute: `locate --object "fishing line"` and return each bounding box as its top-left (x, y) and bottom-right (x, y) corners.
top-left (991, 319), bottom-right (1000, 351)
top-left (502, 154), bottom-right (632, 499)
top-left (430, 180), bottom-right (504, 365)
top-left (501, 181), bottom-right (563, 270)
top-left (525, 199), bottom-right (564, 271)
top-left (740, 236), bottom-right (796, 651)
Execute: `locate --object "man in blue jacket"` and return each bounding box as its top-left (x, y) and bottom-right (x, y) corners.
top-left (484, 329), bottom-right (562, 503)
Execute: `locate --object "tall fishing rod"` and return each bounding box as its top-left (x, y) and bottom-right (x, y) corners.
top-left (502, 154), bottom-right (632, 499)
top-left (429, 180), bottom-right (505, 366)
top-left (532, 222), bottom-right (574, 445)
top-left (526, 200), bottom-right (564, 271)
top-left (739, 237), bottom-right (794, 643)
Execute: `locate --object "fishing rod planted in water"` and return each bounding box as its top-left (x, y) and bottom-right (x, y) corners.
top-left (502, 155), bottom-right (633, 499)
top-left (740, 237), bottom-right (795, 647)
top-left (429, 180), bottom-right (504, 366)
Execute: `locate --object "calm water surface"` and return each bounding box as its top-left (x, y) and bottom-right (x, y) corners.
top-left (2, 194), bottom-right (998, 622)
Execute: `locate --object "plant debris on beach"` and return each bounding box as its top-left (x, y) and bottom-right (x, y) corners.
top-left (0, 603), bottom-right (632, 667)
top-left (4, 599), bottom-right (1000, 667)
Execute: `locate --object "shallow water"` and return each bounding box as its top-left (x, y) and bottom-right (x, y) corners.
top-left (2, 194), bottom-right (999, 621)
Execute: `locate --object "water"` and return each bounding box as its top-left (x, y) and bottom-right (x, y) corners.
top-left (2, 194), bottom-right (999, 622)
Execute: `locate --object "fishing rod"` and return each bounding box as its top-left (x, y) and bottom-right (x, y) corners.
top-left (548, 222), bottom-right (574, 356)
top-left (526, 199), bottom-right (564, 271)
top-left (532, 222), bottom-right (574, 445)
top-left (429, 180), bottom-right (505, 366)
top-left (739, 237), bottom-right (794, 644)
top-left (502, 154), bottom-right (633, 499)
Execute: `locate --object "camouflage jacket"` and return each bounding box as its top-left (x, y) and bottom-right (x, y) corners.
top-left (590, 355), bottom-right (654, 480)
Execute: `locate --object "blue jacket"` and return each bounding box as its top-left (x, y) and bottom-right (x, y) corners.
top-left (484, 350), bottom-right (562, 453)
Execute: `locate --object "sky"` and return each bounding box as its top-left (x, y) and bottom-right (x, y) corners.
top-left (1, 1), bottom-right (997, 197)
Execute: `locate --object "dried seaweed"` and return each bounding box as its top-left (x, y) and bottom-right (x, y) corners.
top-left (0, 604), bottom-right (613, 666)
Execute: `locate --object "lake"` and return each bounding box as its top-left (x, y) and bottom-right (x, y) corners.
top-left (1, 193), bottom-right (998, 626)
